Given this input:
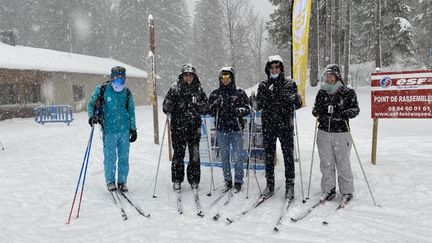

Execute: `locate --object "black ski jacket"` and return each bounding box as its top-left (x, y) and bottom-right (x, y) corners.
top-left (163, 77), bottom-right (208, 132)
top-left (257, 76), bottom-right (302, 134)
top-left (312, 84), bottom-right (360, 133)
top-left (209, 82), bottom-right (250, 132)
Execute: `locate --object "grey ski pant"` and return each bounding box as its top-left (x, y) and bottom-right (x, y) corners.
top-left (316, 129), bottom-right (354, 195)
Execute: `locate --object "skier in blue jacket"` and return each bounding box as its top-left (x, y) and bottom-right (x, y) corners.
top-left (87, 66), bottom-right (137, 192)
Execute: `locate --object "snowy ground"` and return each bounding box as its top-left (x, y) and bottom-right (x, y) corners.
top-left (1, 86), bottom-right (432, 243)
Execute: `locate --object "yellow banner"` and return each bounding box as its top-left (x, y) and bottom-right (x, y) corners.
top-left (292, 0), bottom-right (312, 106)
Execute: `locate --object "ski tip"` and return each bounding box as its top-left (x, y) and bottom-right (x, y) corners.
top-left (206, 193), bottom-right (212, 197)
top-left (152, 195), bottom-right (157, 198)
top-left (197, 212), bottom-right (204, 217)
top-left (290, 217), bottom-right (297, 222)
top-left (226, 218), bottom-right (233, 224)
top-left (322, 221), bottom-right (328, 225)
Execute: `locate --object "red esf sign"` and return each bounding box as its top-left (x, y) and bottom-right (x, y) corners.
top-left (371, 70), bottom-right (432, 118)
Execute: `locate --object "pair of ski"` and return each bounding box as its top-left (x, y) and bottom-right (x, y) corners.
top-left (110, 190), bottom-right (150, 220)
top-left (211, 190), bottom-right (235, 221)
top-left (290, 195), bottom-right (350, 224)
top-left (176, 188), bottom-right (204, 217)
top-left (225, 187), bottom-right (280, 224)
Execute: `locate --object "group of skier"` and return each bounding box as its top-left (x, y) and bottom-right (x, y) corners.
top-left (87, 54), bottom-right (360, 212)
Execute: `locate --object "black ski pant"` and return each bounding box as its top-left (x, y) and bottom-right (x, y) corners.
top-left (263, 128), bottom-right (295, 186)
top-left (171, 127), bottom-right (201, 185)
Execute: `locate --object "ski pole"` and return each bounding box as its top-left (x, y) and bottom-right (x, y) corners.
top-left (293, 108), bottom-right (305, 203)
top-left (345, 121), bottom-right (377, 206)
top-left (76, 125), bottom-right (96, 218)
top-left (66, 126), bottom-right (94, 224)
top-left (235, 116), bottom-right (252, 199)
top-left (252, 111), bottom-right (262, 194)
top-left (246, 111), bottom-right (253, 199)
top-left (204, 117), bottom-right (215, 196)
top-left (152, 116), bottom-right (169, 198)
top-left (306, 117), bottom-right (318, 200)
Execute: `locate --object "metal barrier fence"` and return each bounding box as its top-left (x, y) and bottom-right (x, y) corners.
top-left (34, 105), bottom-right (74, 125)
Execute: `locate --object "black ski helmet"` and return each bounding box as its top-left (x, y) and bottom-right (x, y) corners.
top-left (181, 63), bottom-right (196, 75)
top-left (265, 55), bottom-right (284, 77)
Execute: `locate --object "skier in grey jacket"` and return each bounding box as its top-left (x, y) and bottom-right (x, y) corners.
top-left (312, 64), bottom-right (360, 204)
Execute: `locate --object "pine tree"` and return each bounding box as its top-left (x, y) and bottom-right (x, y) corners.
top-left (149, 0), bottom-right (191, 93)
top-left (350, 0), bottom-right (375, 63)
top-left (413, 0), bottom-right (432, 68)
top-left (381, 0), bottom-right (416, 66)
top-left (191, 0), bottom-right (225, 92)
top-left (266, 0), bottom-right (292, 50)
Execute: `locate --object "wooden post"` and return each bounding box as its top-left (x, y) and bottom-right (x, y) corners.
top-left (371, 0), bottom-right (382, 165)
top-left (371, 118), bottom-right (378, 165)
top-left (148, 14), bottom-right (159, 145)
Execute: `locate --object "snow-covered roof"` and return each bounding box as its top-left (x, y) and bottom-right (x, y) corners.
top-left (0, 43), bottom-right (147, 78)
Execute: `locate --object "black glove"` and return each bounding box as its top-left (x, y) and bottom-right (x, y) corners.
top-left (236, 107), bottom-right (247, 117)
top-left (88, 116), bottom-right (100, 127)
top-left (130, 130), bottom-right (137, 143)
top-left (211, 97), bottom-right (223, 109)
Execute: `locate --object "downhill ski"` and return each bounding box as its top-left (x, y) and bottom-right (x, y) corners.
top-left (212, 190), bottom-right (234, 221)
top-left (291, 195), bottom-right (335, 223)
top-left (273, 198), bottom-right (293, 232)
top-left (175, 189), bottom-right (183, 215)
top-left (193, 188), bottom-right (204, 217)
top-left (119, 191), bottom-right (150, 217)
top-left (226, 188), bottom-right (278, 224)
top-left (110, 191), bottom-right (127, 220)
top-left (322, 197), bottom-right (352, 225)
top-left (206, 191), bottom-right (229, 213)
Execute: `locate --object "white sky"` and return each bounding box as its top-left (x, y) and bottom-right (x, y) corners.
top-left (186, 0), bottom-right (276, 20)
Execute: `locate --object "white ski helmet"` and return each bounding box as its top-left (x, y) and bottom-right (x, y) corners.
top-left (265, 55), bottom-right (285, 76)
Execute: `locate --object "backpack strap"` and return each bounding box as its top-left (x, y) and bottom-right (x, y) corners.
top-left (93, 82), bottom-right (109, 116)
top-left (94, 82), bottom-right (131, 114)
top-left (125, 88), bottom-right (131, 110)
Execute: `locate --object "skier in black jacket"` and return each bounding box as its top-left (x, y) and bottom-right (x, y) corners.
top-left (312, 64), bottom-right (360, 204)
top-left (208, 67), bottom-right (250, 193)
top-left (162, 64), bottom-right (209, 191)
top-left (257, 55), bottom-right (302, 199)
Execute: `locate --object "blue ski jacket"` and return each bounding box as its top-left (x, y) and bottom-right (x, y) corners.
top-left (87, 81), bottom-right (136, 134)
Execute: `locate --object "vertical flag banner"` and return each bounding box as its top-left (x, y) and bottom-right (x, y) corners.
top-left (292, 0), bottom-right (312, 106)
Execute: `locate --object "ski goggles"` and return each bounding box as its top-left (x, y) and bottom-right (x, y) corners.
top-left (112, 67), bottom-right (126, 77)
top-left (221, 72), bottom-right (232, 80)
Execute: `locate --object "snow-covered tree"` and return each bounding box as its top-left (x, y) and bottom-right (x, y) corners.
top-left (191, 0), bottom-right (225, 92)
top-left (148, 0), bottom-right (191, 93)
top-left (413, 0), bottom-right (432, 68)
top-left (381, 0), bottom-right (416, 66)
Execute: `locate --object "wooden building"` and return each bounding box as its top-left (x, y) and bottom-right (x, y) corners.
top-left (0, 43), bottom-right (148, 121)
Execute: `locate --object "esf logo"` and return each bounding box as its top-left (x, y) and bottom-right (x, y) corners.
top-left (396, 78), bottom-right (427, 86)
top-left (379, 77), bottom-right (392, 88)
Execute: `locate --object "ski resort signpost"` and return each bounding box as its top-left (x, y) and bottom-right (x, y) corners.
top-left (370, 70), bottom-right (432, 164)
